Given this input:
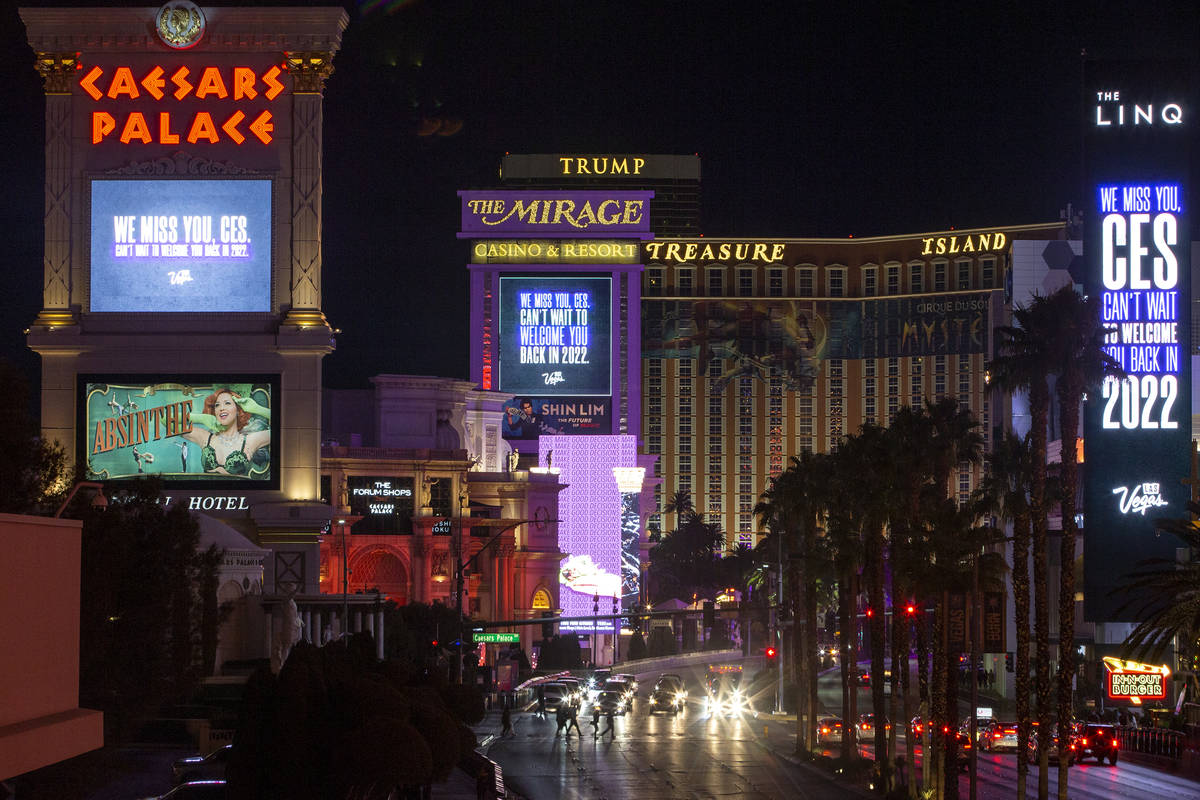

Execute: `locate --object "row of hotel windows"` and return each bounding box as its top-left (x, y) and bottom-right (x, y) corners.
top-left (644, 356), bottom-right (988, 535)
top-left (644, 259), bottom-right (998, 298)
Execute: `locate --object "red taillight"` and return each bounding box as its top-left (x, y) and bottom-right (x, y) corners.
top-left (1080, 738), bottom-right (1088, 747)
top-left (993, 733), bottom-right (1002, 739)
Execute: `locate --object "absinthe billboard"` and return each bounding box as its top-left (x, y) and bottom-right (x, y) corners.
top-left (1084, 59), bottom-right (1193, 621)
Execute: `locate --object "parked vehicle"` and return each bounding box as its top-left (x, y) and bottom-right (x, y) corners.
top-left (980, 721), bottom-right (1019, 752)
top-left (1074, 723), bottom-right (1119, 765)
top-left (171, 746), bottom-right (232, 785)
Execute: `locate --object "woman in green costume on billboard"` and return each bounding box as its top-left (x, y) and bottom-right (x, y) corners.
top-left (181, 386), bottom-right (271, 477)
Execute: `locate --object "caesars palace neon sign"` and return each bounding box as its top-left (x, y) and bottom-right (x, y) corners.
top-left (80, 64), bottom-right (285, 146)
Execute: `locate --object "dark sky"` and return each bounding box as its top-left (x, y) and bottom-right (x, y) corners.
top-left (1, 1), bottom-right (1197, 392)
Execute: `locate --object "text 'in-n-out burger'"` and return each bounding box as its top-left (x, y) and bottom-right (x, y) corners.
top-left (81, 64), bottom-right (286, 146)
top-left (1103, 656), bottom-right (1170, 704)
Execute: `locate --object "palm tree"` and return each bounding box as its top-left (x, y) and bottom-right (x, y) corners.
top-left (976, 432), bottom-right (1035, 800)
top-left (755, 451), bottom-right (829, 754)
top-left (1039, 285), bottom-right (1122, 800)
top-left (1117, 499), bottom-right (1200, 695)
top-left (991, 296), bottom-right (1058, 800)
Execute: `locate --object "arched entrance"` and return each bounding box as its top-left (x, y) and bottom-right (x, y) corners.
top-left (350, 547), bottom-right (409, 605)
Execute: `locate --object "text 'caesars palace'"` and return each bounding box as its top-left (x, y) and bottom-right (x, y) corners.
top-left (19, 4), bottom-right (1185, 684)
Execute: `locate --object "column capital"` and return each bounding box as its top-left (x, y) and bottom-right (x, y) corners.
top-left (34, 52), bottom-right (79, 94)
top-left (287, 51), bottom-right (336, 93)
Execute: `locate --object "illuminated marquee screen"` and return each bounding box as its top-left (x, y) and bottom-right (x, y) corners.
top-left (348, 476), bottom-right (415, 534)
top-left (544, 434), bottom-right (638, 634)
top-left (90, 179), bottom-right (272, 312)
top-left (1083, 59), bottom-right (1193, 621)
top-left (80, 376), bottom-right (278, 488)
top-left (498, 277), bottom-right (611, 396)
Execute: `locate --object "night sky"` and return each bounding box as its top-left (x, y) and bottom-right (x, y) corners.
top-left (0, 1), bottom-right (1196, 394)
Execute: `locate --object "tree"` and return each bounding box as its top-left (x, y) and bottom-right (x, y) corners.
top-left (977, 432), bottom-right (1035, 800)
top-left (0, 357), bottom-right (67, 514)
top-left (991, 296), bottom-right (1058, 800)
top-left (1041, 285), bottom-right (1122, 800)
top-left (1117, 500), bottom-right (1200, 694)
top-left (77, 480), bottom-right (223, 741)
top-left (646, 505), bottom-right (726, 603)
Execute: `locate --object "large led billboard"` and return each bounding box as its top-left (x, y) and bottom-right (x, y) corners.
top-left (81, 376), bottom-right (277, 487)
top-left (1083, 60), bottom-right (1194, 621)
top-left (348, 476), bottom-right (415, 534)
top-left (544, 434), bottom-right (638, 634)
top-left (498, 276), bottom-right (611, 396)
top-left (501, 396), bottom-right (611, 440)
top-left (90, 179), bottom-right (272, 312)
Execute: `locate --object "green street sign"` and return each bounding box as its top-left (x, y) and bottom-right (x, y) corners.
top-left (474, 632), bottom-right (520, 644)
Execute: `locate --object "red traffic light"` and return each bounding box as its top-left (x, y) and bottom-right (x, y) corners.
top-left (905, 604), bottom-right (916, 615)
top-left (865, 607), bottom-right (874, 617)
top-left (765, 646), bottom-right (778, 659)
top-left (431, 639), bottom-right (439, 647)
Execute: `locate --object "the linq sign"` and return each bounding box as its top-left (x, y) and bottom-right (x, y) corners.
top-left (1082, 58), bottom-right (1194, 623)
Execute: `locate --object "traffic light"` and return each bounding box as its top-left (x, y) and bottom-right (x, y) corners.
top-left (1005, 652), bottom-right (1014, 673)
top-left (765, 646), bottom-right (778, 660)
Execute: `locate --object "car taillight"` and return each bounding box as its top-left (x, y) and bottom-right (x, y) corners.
top-left (993, 733), bottom-right (1002, 739)
top-left (821, 727), bottom-right (830, 734)
top-left (1080, 738), bottom-right (1088, 747)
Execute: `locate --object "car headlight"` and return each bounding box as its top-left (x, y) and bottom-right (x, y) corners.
top-left (675, 692), bottom-right (686, 703)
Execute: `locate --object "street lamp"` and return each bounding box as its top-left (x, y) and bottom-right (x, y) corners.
top-left (55, 481), bottom-right (108, 517)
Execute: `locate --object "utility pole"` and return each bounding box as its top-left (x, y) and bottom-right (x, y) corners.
top-left (775, 530), bottom-right (784, 714)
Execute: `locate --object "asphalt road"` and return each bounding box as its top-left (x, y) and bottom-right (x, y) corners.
top-left (478, 660), bottom-right (1200, 800)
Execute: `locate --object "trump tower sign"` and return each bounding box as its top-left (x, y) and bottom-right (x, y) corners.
top-left (1083, 60), bottom-right (1194, 621)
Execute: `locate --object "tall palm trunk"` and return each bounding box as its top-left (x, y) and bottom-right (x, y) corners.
top-left (839, 568), bottom-right (858, 759)
top-left (1013, 509), bottom-right (1032, 800)
top-left (792, 553), bottom-right (810, 753)
top-left (807, 570), bottom-right (820, 755)
top-left (868, 524), bottom-right (889, 780)
top-left (1055, 386), bottom-right (1081, 800)
top-left (1029, 382), bottom-right (1052, 800)
top-left (943, 624), bottom-right (960, 800)
top-left (930, 598), bottom-right (946, 800)
top-left (916, 603), bottom-right (931, 796)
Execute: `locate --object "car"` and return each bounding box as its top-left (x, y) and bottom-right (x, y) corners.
top-left (648, 676), bottom-right (687, 714)
top-left (856, 713), bottom-right (891, 736)
top-left (139, 781), bottom-right (227, 800)
top-left (910, 717), bottom-right (931, 738)
top-left (171, 745), bottom-right (232, 784)
top-left (612, 673), bottom-right (639, 694)
top-left (818, 717), bottom-right (845, 744)
top-left (587, 668), bottom-right (612, 691)
top-left (1074, 723), bottom-right (1119, 765)
top-left (952, 730), bottom-right (974, 771)
top-left (1026, 723), bottom-right (1076, 766)
top-left (559, 678), bottom-right (584, 706)
top-left (541, 682), bottom-right (568, 710)
top-left (593, 689), bottom-right (629, 715)
top-left (603, 678), bottom-right (635, 703)
top-left (705, 674), bottom-right (748, 716)
top-left (980, 721), bottom-right (1019, 753)
top-left (856, 669), bottom-right (871, 686)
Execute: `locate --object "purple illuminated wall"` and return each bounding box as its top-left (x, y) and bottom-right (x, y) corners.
top-left (542, 434), bottom-right (637, 633)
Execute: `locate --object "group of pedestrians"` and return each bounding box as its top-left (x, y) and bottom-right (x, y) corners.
top-left (501, 684), bottom-right (617, 741)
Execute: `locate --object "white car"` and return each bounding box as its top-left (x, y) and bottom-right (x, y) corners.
top-left (541, 682), bottom-right (568, 710)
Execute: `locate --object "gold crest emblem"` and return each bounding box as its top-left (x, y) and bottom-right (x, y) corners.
top-left (156, 1), bottom-right (206, 50)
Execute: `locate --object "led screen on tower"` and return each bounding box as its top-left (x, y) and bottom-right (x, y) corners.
top-left (498, 276), bottom-right (612, 396)
top-left (1083, 59), bottom-right (1194, 621)
top-left (90, 179), bottom-right (272, 312)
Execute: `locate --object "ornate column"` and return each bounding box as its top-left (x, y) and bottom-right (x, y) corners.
top-left (32, 52), bottom-right (77, 327)
top-left (283, 52), bottom-right (335, 328)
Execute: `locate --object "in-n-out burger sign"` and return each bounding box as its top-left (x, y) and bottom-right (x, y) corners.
top-left (81, 64), bottom-right (285, 145)
top-left (1103, 656), bottom-right (1169, 704)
